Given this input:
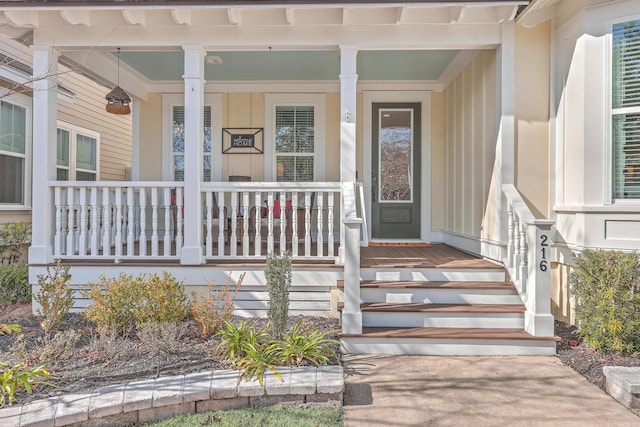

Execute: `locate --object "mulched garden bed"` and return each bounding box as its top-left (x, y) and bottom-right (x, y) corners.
top-left (0, 303), bottom-right (340, 405)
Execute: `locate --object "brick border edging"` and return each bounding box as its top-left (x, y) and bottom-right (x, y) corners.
top-left (603, 366), bottom-right (640, 410)
top-left (1, 366), bottom-right (344, 427)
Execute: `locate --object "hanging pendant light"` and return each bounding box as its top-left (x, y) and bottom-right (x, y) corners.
top-left (105, 48), bottom-right (131, 115)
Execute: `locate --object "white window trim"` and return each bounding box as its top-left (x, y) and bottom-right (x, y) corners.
top-left (161, 93), bottom-right (222, 182)
top-left (607, 14), bottom-right (640, 205)
top-left (0, 90), bottom-right (32, 209)
top-left (56, 121), bottom-right (100, 181)
top-left (264, 93), bottom-right (326, 182)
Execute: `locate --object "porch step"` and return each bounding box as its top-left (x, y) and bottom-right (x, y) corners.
top-left (340, 327), bottom-right (559, 356)
top-left (338, 302), bottom-right (525, 328)
top-left (337, 280), bottom-right (521, 304)
top-left (359, 267), bottom-right (506, 282)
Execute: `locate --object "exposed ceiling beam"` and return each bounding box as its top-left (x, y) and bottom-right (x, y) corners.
top-left (60, 10), bottom-right (91, 26)
top-left (171, 9), bottom-right (191, 25)
top-left (227, 8), bottom-right (241, 25)
top-left (286, 8), bottom-right (294, 26)
top-left (4, 10), bottom-right (39, 28)
top-left (450, 6), bottom-right (465, 24)
top-left (122, 9), bottom-right (146, 26)
top-left (395, 6), bottom-right (406, 25)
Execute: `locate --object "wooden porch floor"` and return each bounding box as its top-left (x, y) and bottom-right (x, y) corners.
top-left (56, 243), bottom-right (498, 269)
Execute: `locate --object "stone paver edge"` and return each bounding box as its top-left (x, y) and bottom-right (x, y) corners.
top-left (0, 365), bottom-right (344, 427)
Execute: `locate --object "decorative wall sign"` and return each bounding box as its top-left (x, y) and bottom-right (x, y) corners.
top-left (222, 128), bottom-right (263, 154)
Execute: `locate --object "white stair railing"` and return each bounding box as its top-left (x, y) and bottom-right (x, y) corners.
top-left (502, 184), bottom-right (555, 337)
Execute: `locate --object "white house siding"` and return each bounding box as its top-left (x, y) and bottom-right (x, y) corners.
top-left (435, 50), bottom-right (498, 244)
top-left (545, 0), bottom-right (640, 322)
top-left (57, 64), bottom-right (132, 181)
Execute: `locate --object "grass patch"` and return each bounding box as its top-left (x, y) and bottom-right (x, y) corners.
top-left (143, 405), bottom-right (343, 427)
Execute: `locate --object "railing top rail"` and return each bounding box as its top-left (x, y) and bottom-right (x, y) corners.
top-left (502, 184), bottom-right (536, 224)
top-left (49, 181), bottom-right (185, 188)
top-left (200, 182), bottom-right (342, 191)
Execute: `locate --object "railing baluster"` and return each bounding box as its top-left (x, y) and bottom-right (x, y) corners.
top-left (205, 191), bottom-right (213, 257)
top-left (78, 187), bottom-right (88, 256)
top-left (242, 191), bottom-right (250, 255)
top-left (513, 216), bottom-right (520, 280)
top-left (304, 191), bottom-right (312, 257)
top-left (66, 187), bottom-right (75, 257)
top-left (279, 192), bottom-right (286, 254)
top-left (127, 187), bottom-right (135, 256)
top-left (254, 192), bottom-right (262, 256)
top-left (114, 188), bottom-right (123, 259)
top-left (267, 192), bottom-right (274, 255)
top-left (175, 187), bottom-right (183, 256)
top-left (519, 222), bottom-right (528, 282)
top-left (54, 186), bottom-right (62, 258)
top-left (139, 188), bottom-right (147, 257)
top-left (291, 192), bottom-right (299, 257)
top-left (217, 191), bottom-right (225, 257)
top-left (102, 188), bottom-right (111, 256)
top-left (317, 192), bottom-right (324, 257)
top-left (327, 191), bottom-right (334, 257)
top-left (163, 187), bottom-right (172, 256)
top-left (507, 204), bottom-right (514, 263)
top-left (230, 191), bottom-right (238, 257)
top-left (151, 187), bottom-right (159, 256)
top-left (90, 187), bottom-right (99, 256)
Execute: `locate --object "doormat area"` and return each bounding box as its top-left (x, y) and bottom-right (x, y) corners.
top-left (368, 242), bottom-right (431, 247)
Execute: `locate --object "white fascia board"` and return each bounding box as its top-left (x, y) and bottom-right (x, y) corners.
top-left (517, 0), bottom-right (560, 28)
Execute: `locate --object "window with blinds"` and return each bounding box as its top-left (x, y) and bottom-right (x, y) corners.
top-left (0, 100), bottom-right (26, 204)
top-left (56, 124), bottom-right (99, 181)
top-left (275, 106), bottom-right (314, 182)
top-left (612, 20), bottom-right (640, 199)
top-left (172, 106), bottom-right (212, 181)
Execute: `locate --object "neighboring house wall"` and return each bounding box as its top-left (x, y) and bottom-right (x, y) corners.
top-left (436, 50), bottom-right (498, 242)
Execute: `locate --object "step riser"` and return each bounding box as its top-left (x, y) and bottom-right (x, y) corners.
top-left (357, 289), bottom-right (522, 305)
top-left (361, 312), bottom-right (525, 328)
top-left (360, 268), bottom-right (506, 282)
top-left (341, 338), bottom-right (556, 356)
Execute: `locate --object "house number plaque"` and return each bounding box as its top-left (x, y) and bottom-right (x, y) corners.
top-left (539, 234), bottom-right (549, 272)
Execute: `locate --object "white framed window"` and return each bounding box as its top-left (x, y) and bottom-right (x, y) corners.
top-left (265, 94), bottom-right (325, 182)
top-left (56, 122), bottom-right (99, 181)
top-left (612, 19), bottom-right (640, 200)
top-left (0, 94), bottom-right (31, 206)
top-left (161, 94), bottom-right (222, 182)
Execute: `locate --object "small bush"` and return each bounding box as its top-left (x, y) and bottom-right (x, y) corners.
top-left (34, 262), bottom-right (74, 334)
top-left (265, 252), bottom-right (292, 340)
top-left (132, 272), bottom-right (188, 326)
top-left (273, 319), bottom-right (339, 367)
top-left (0, 324), bottom-right (21, 336)
top-left (0, 362), bottom-right (53, 406)
top-left (571, 249), bottom-right (640, 354)
top-left (0, 222), bottom-right (31, 264)
top-left (0, 264), bottom-right (29, 304)
top-left (136, 321), bottom-right (186, 354)
top-left (81, 271), bottom-right (188, 335)
top-left (10, 329), bottom-right (81, 366)
top-left (191, 273), bottom-right (244, 338)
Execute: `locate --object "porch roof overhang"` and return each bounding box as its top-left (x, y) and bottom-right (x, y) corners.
top-left (0, 0), bottom-right (527, 99)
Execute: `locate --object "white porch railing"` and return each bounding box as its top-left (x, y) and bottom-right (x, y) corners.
top-left (50, 181), bottom-right (343, 263)
top-left (51, 182), bottom-right (184, 261)
top-left (502, 184), bottom-right (555, 337)
top-left (200, 182), bottom-right (342, 261)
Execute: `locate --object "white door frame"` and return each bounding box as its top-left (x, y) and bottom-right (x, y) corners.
top-left (363, 90), bottom-right (433, 243)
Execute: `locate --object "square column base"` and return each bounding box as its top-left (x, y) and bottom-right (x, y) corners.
top-left (180, 246), bottom-right (203, 265)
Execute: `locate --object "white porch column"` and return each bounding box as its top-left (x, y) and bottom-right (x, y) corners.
top-left (484, 21), bottom-right (516, 261)
top-left (339, 46), bottom-right (358, 263)
top-left (180, 45), bottom-right (206, 265)
top-left (28, 46), bottom-right (58, 265)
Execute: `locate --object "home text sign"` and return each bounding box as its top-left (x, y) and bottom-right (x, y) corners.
top-left (222, 128), bottom-right (263, 154)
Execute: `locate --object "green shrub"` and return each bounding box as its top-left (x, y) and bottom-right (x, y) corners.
top-left (34, 262), bottom-right (74, 334)
top-left (0, 222), bottom-right (31, 264)
top-left (273, 319), bottom-right (339, 367)
top-left (0, 362), bottom-right (53, 406)
top-left (0, 264), bottom-right (29, 304)
top-left (132, 272), bottom-right (188, 326)
top-left (570, 249), bottom-right (640, 354)
top-left (265, 252), bottom-right (292, 340)
top-left (81, 272), bottom-right (188, 335)
top-left (0, 324), bottom-right (21, 336)
top-left (190, 273), bottom-right (244, 338)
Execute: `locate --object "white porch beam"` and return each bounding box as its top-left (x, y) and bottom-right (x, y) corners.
top-left (60, 10), bottom-right (90, 26)
top-left (122, 9), bottom-right (146, 26)
top-left (4, 10), bottom-right (39, 28)
top-left (227, 8), bottom-right (241, 25)
top-left (28, 46), bottom-right (58, 265)
top-left (171, 9), bottom-right (192, 26)
top-left (180, 45), bottom-right (206, 265)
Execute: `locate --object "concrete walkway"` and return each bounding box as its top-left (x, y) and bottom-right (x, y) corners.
top-left (342, 355), bottom-right (640, 427)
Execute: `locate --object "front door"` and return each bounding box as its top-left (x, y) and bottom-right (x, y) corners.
top-left (371, 103), bottom-right (421, 239)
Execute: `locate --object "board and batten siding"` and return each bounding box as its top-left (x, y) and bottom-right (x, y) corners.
top-left (434, 50), bottom-right (497, 242)
top-left (57, 64), bottom-right (132, 181)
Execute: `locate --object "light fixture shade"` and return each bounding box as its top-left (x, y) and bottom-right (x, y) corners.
top-left (105, 86), bottom-right (131, 115)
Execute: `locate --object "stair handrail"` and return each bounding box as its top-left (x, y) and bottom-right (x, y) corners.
top-left (502, 184), bottom-right (555, 337)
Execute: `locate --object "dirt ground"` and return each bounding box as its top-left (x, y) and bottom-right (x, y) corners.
top-left (2, 303), bottom-right (639, 405)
